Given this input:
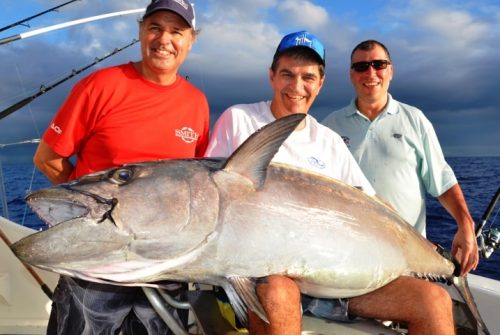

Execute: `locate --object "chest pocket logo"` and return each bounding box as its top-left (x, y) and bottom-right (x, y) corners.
top-left (341, 136), bottom-right (350, 147)
top-left (392, 133), bottom-right (402, 139)
top-left (175, 127), bottom-right (199, 144)
top-left (308, 156), bottom-right (326, 170)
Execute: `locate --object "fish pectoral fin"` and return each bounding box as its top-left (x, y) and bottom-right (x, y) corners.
top-left (222, 113), bottom-right (306, 189)
top-left (224, 276), bottom-right (268, 326)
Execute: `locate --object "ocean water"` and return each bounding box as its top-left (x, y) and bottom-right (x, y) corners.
top-left (426, 156), bottom-right (500, 281)
top-left (1, 157), bottom-right (499, 281)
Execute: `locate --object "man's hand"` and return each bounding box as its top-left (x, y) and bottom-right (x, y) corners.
top-left (451, 226), bottom-right (479, 276)
top-left (438, 184), bottom-right (479, 276)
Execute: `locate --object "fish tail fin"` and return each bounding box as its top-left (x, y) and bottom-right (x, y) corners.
top-left (223, 276), bottom-right (268, 327)
top-left (453, 275), bottom-right (490, 335)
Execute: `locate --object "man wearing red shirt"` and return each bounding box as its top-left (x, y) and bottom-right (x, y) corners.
top-left (33, 1), bottom-right (209, 334)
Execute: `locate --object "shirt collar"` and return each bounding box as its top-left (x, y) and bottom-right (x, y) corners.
top-left (346, 94), bottom-right (398, 119)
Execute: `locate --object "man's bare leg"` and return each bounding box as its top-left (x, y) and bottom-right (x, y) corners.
top-left (248, 275), bottom-right (301, 335)
top-left (349, 277), bottom-right (455, 335)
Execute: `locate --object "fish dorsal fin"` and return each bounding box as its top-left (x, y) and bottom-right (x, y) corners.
top-left (222, 113), bottom-right (306, 189)
top-left (223, 276), bottom-right (268, 327)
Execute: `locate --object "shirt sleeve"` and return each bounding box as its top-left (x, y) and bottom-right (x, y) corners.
top-left (42, 78), bottom-right (95, 158)
top-left (204, 109), bottom-right (236, 158)
top-left (418, 115), bottom-right (457, 197)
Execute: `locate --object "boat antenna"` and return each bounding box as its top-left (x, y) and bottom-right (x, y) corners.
top-left (0, 0), bottom-right (81, 33)
top-left (0, 38), bottom-right (138, 121)
top-left (0, 8), bottom-right (144, 46)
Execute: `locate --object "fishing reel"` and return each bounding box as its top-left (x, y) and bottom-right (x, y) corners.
top-left (476, 187), bottom-right (500, 259)
top-left (478, 228), bottom-right (499, 259)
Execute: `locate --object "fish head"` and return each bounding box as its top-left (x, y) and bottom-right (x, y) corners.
top-left (13, 159), bottom-right (220, 282)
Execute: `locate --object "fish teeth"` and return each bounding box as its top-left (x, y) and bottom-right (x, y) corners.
top-left (412, 272), bottom-right (446, 282)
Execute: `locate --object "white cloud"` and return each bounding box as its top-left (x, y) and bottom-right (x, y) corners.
top-left (277, 0), bottom-right (329, 30)
top-left (190, 21), bottom-right (282, 78)
top-left (1, 0), bottom-right (499, 156)
top-left (200, 0), bottom-right (277, 24)
top-left (420, 9), bottom-right (489, 48)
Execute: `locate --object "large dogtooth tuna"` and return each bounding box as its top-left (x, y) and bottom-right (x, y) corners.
top-left (12, 114), bottom-right (489, 334)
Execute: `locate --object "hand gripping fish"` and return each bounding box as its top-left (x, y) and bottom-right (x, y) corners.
top-left (12, 114), bottom-right (489, 334)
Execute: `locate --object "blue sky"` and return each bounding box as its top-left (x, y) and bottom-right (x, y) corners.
top-left (0, 0), bottom-right (499, 162)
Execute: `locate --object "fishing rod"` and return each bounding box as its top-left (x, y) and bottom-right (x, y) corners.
top-left (0, 226), bottom-right (53, 299)
top-left (0, 8), bottom-right (144, 46)
top-left (0, 38), bottom-right (138, 121)
top-left (476, 187), bottom-right (500, 258)
top-left (0, 0), bottom-right (81, 33)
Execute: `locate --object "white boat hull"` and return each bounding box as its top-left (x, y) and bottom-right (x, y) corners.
top-left (0, 216), bottom-right (58, 335)
top-left (1, 215), bottom-right (499, 335)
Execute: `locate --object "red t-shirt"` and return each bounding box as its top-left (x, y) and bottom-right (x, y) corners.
top-left (43, 63), bottom-right (209, 180)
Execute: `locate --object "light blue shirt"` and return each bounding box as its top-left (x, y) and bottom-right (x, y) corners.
top-left (322, 94), bottom-right (457, 235)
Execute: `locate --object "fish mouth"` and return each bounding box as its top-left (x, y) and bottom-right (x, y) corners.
top-left (25, 185), bottom-right (117, 227)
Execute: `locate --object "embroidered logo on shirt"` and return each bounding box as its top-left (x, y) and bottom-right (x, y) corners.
top-left (50, 122), bottom-right (62, 135)
top-left (175, 127), bottom-right (199, 144)
top-left (308, 156), bottom-right (326, 170)
top-left (341, 136), bottom-right (350, 147)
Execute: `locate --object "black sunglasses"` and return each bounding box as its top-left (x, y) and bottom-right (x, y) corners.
top-left (351, 60), bottom-right (391, 72)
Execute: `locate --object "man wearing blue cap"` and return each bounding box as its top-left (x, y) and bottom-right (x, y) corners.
top-left (205, 31), bottom-right (373, 193)
top-left (205, 30), bottom-right (377, 333)
top-left (206, 32), bottom-right (455, 334)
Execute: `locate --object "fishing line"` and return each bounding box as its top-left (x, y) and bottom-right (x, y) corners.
top-left (0, 160), bottom-right (8, 219)
top-left (13, 65), bottom-right (42, 147)
top-left (14, 64), bottom-right (40, 227)
top-left (490, 206), bottom-right (499, 228)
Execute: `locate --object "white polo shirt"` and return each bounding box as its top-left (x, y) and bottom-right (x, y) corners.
top-left (205, 101), bottom-right (375, 196)
top-left (323, 94), bottom-right (457, 235)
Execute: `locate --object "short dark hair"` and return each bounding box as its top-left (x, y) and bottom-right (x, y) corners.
top-left (350, 40), bottom-right (391, 62)
top-left (270, 47), bottom-right (325, 78)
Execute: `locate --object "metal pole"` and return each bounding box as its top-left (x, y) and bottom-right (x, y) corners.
top-left (142, 287), bottom-right (189, 335)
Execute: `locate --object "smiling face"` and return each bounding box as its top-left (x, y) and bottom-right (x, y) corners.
top-left (350, 44), bottom-right (393, 107)
top-left (138, 10), bottom-right (195, 85)
top-left (269, 54), bottom-right (325, 120)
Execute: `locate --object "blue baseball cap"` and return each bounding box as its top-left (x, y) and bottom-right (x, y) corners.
top-left (143, 0), bottom-right (196, 29)
top-left (275, 30), bottom-right (325, 65)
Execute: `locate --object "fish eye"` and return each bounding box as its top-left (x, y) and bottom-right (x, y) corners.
top-left (109, 168), bottom-right (133, 185)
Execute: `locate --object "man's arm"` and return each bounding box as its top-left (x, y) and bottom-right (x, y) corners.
top-left (437, 183), bottom-right (479, 276)
top-left (33, 140), bottom-right (74, 185)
